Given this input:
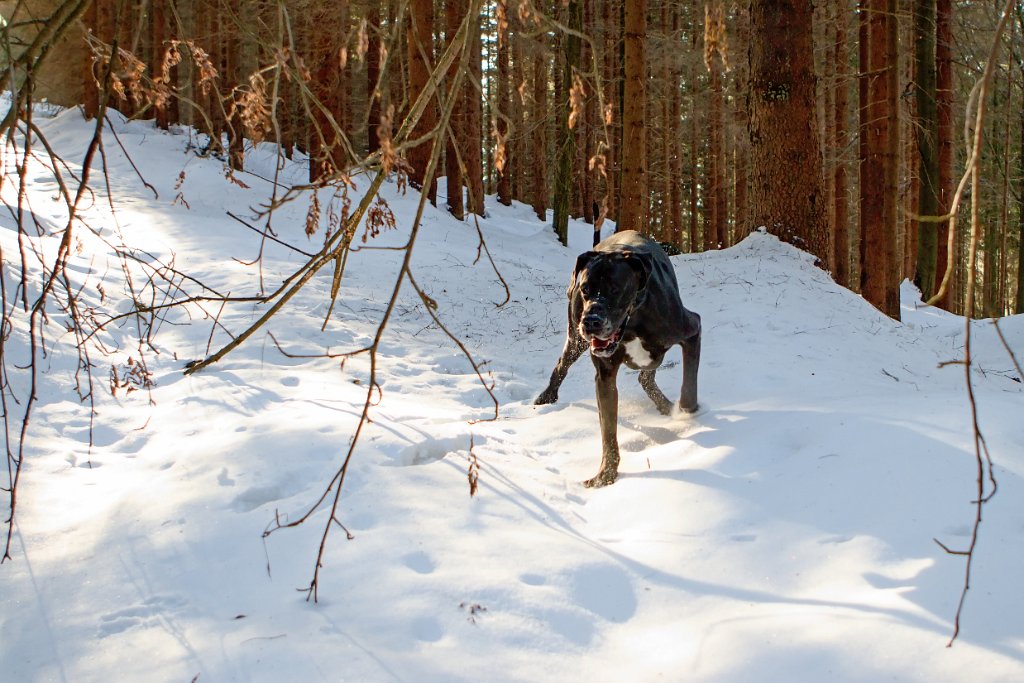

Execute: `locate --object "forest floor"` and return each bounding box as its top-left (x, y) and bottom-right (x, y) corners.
top-left (1, 103), bottom-right (1023, 683)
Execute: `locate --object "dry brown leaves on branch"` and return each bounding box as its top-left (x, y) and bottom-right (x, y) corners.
top-left (492, 120), bottom-right (508, 175)
top-left (496, 0), bottom-right (509, 48)
top-left (703, 3), bottom-right (729, 71)
top-left (109, 357), bottom-right (154, 397)
top-left (364, 196), bottom-right (397, 242)
top-left (234, 73), bottom-right (272, 144)
top-left (568, 72), bottom-right (586, 130)
top-left (305, 193), bottom-right (321, 238)
top-left (517, 0), bottom-right (543, 26)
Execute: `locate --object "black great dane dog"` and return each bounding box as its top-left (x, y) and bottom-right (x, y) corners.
top-left (535, 230), bottom-right (702, 488)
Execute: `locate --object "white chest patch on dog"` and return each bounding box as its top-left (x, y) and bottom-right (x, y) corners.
top-left (623, 338), bottom-right (653, 367)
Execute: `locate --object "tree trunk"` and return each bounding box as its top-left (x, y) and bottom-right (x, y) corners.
top-left (531, 35), bottom-right (548, 221)
top-left (618, 0), bottom-right (647, 233)
top-left (151, 0), bottom-right (170, 130)
top-left (748, 0), bottom-right (827, 263)
top-left (82, 1), bottom-right (101, 120)
top-left (367, 0), bottom-right (382, 154)
top-left (688, 57), bottom-right (699, 252)
top-left (731, 2), bottom-right (751, 246)
top-left (407, 0), bottom-right (437, 203)
top-left (602, 0), bottom-right (619, 224)
top-left (552, 0), bottom-right (582, 245)
top-left (934, 0), bottom-right (954, 310)
top-left (833, 3), bottom-right (851, 287)
top-left (1017, 102), bottom-right (1024, 314)
top-left (496, 2), bottom-right (512, 206)
top-left (705, 3), bottom-right (727, 249)
top-left (917, 0), bottom-right (937, 301)
top-left (445, 0), bottom-right (465, 219)
top-left (465, 11), bottom-right (485, 216)
top-left (668, 1), bottom-right (683, 248)
top-left (859, 0), bottom-right (900, 318)
top-left (883, 0), bottom-right (900, 316)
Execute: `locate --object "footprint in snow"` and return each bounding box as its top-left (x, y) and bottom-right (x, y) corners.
top-left (392, 435), bottom-right (485, 467)
top-left (96, 595), bottom-right (186, 638)
top-left (403, 551), bottom-right (436, 575)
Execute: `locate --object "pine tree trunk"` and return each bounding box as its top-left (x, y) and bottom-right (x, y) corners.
top-left (859, 0), bottom-right (899, 317)
top-left (668, 1), bottom-right (683, 248)
top-left (602, 0), bottom-right (619, 224)
top-left (367, 0), bottom-right (381, 154)
top-left (552, 0), bottom-right (582, 245)
top-left (748, 0), bottom-right (827, 263)
top-left (688, 58), bottom-right (699, 252)
top-left (82, 1), bottom-right (100, 119)
top-left (935, 0), bottom-right (954, 310)
top-left (496, 2), bottom-right (512, 206)
top-left (731, 3), bottom-right (751, 245)
top-left (407, 0), bottom-right (438, 203)
top-left (465, 12), bottom-right (485, 216)
top-left (226, 0), bottom-right (244, 171)
top-left (531, 36), bottom-right (548, 221)
top-left (883, 0), bottom-right (900, 316)
top-left (618, 0), bottom-right (647, 233)
top-left (1017, 104), bottom-right (1024, 314)
top-left (445, 0), bottom-right (465, 219)
top-left (708, 58), bottom-right (725, 248)
top-left (706, 3), bottom-right (727, 249)
top-left (152, 0), bottom-right (169, 129)
top-left (833, 5), bottom-right (851, 287)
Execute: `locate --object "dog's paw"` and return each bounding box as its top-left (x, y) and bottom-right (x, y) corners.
top-left (534, 390), bottom-right (558, 406)
top-left (583, 471), bottom-right (617, 488)
top-left (675, 401), bottom-right (707, 418)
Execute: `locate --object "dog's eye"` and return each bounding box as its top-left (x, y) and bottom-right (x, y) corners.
top-left (580, 284), bottom-right (592, 297)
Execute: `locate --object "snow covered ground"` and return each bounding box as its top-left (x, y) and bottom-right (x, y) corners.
top-left (2, 104), bottom-right (1023, 683)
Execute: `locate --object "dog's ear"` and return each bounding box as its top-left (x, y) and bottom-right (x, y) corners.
top-left (623, 250), bottom-right (653, 296)
top-left (568, 251), bottom-right (598, 296)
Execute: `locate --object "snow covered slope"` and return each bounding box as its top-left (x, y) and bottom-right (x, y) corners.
top-left (1, 106), bottom-right (1023, 683)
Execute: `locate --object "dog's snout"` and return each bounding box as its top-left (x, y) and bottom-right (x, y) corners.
top-left (581, 311), bottom-right (605, 334)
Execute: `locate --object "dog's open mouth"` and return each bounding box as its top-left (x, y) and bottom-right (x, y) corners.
top-left (586, 322), bottom-right (625, 357)
top-left (590, 329), bottom-right (620, 353)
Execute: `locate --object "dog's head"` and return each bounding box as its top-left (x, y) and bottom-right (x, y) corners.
top-left (569, 249), bottom-right (652, 358)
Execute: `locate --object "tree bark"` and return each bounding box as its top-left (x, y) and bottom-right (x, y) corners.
top-left (917, 0), bottom-right (937, 301)
top-left (553, 0), bottom-right (582, 245)
top-left (495, 2), bottom-right (512, 206)
top-left (705, 2), bottom-right (727, 248)
top-left (464, 10), bottom-right (485, 216)
top-left (407, 0), bottom-right (437, 203)
top-left (618, 0), bottom-right (647, 233)
top-left (445, 0), bottom-right (465, 219)
top-left (859, 0), bottom-right (900, 317)
top-left (883, 0), bottom-right (901, 316)
top-left (748, 0), bottom-right (827, 263)
top-left (531, 37), bottom-right (548, 221)
top-left (833, 3), bottom-right (851, 287)
top-left (934, 0), bottom-right (954, 310)
top-left (367, 0), bottom-right (382, 154)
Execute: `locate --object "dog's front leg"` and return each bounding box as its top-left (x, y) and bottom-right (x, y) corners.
top-left (679, 311), bottom-right (701, 413)
top-left (584, 359), bottom-right (621, 488)
top-left (535, 326), bottom-right (586, 405)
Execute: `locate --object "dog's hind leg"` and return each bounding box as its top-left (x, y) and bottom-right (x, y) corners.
top-left (638, 370), bottom-right (673, 415)
top-left (535, 327), bottom-right (587, 405)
